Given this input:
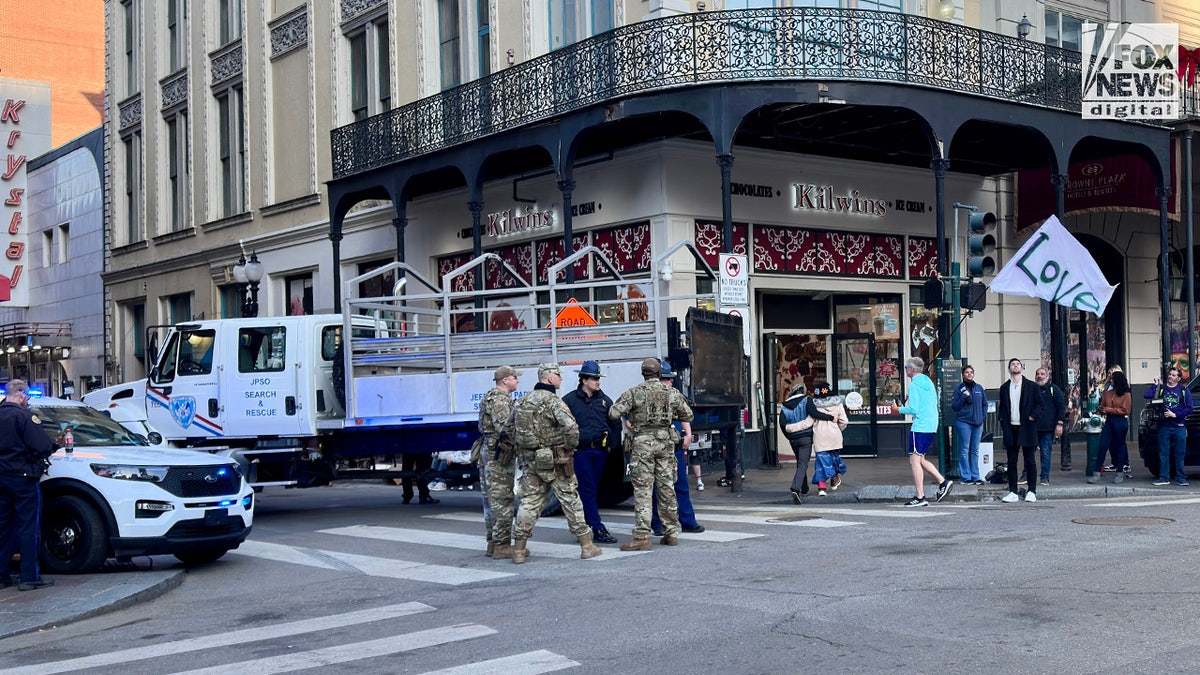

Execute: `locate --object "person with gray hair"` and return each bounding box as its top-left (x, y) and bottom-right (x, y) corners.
top-left (894, 358), bottom-right (953, 507)
top-left (0, 380), bottom-right (56, 590)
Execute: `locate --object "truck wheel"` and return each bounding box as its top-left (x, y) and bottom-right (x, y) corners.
top-left (40, 495), bottom-right (110, 574)
top-left (174, 548), bottom-right (231, 567)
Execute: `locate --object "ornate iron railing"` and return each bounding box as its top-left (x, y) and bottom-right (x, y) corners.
top-left (331, 8), bottom-right (1177, 179)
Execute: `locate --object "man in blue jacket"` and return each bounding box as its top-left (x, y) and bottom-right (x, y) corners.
top-left (951, 364), bottom-right (987, 485)
top-left (1147, 366), bottom-right (1194, 486)
top-left (897, 357), bottom-right (953, 507)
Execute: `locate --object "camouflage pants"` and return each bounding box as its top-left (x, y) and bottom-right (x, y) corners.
top-left (630, 435), bottom-right (679, 539)
top-left (484, 451), bottom-right (517, 544)
top-left (512, 453), bottom-right (589, 540)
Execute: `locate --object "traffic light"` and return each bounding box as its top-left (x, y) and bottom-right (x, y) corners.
top-left (966, 211), bottom-right (997, 277)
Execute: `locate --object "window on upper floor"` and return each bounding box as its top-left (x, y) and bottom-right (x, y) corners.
top-left (1045, 9), bottom-right (1084, 51)
top-left (122, 132), bottom-right (144, 244)
top-left (349, 15), bottom-right (391, 122)
top-left (478, 0), bottom-right (491, 77)
top-left (167, 0), bottom-right (188, 72)
top-left (42, 230), bottom-right (52, 268)
top-left (123, 0), bottom-right (140, 96)
top-left (57, 223), bottom-right (69, 263)
top-left (219, 0), bottom-right (243, 46)
top-left (549, 0), bottom-right (614, 51)
top-left (166, 112), bottom-right (190, 231)
top-left (216, 86), bottom-right (245, 217)
top-left (285, 272), bottom-right (314, 316)
top-left (165, 292), bottom-right (193, 324)
top-left (439, 0), bottom-right (462, 89)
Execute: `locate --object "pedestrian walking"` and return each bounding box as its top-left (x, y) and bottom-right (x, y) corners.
top-left (400, 451), bottom-right (439, 504)
top-left (476, 365), bottom-right (520, 559)
top-left (650, 361), bottom-right (705, 536)
top-left (804, 382), bottom-right (848, 496)
top-left (780, 382), bottom-right (836, 503)
top-left (1033, 367), bottom-right (1067, 485)
top-left (1146, 366), bottom-right (1192, 486)
top-left (562, 360), bottom-right (623, 545)
top-left (951, 364), bottom-right (987, 485)
top-left (896, 358), bottom-right (953, 507)
top-left (508, 364), bottom-right (601, 564)
top-left (997, 358), bottom-right (1044, 502)
top-left (609, 357), bottom-right (695, 551)
top-left (0, 380), bottom-right (55, 591)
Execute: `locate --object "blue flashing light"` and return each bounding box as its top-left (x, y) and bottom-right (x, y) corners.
top-left (216, 467), bottom-right (228, 476)
top-left (219, 499), bottom-right (234, 507)
top-left (0, 387), bottom-right (44, 398)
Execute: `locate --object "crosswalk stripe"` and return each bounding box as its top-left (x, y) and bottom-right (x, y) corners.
top-left (602, 509), bottom-right (861, 528)
top-left (6, 603), bottom-right (436, 675)
top-left (320, 525), bottom-right (645, 559)
top-left (168, 624), bottom-right (498, 675)
top-left (1090, 496), bottom-right (1200, 508)
top-left (690, 505), bottom-right (948, 518)
top-left (418, 649), bottom-right (581, 675)
top-left (424, 512), bottom-right (762, 542)
top-left (232, 540), bottom-right (514, 584)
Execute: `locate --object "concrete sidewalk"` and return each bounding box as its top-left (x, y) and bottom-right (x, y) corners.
top-left (0, 563), bottom-right (183, 640)
top-left (690, 455), bottom-right (1184, 505)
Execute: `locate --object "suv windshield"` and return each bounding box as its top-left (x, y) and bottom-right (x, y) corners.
top-left (30, 404), bottom-right (148, 447)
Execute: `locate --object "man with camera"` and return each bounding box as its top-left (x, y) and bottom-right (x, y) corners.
top-left (1147, 366), bottom-right (1194, 486)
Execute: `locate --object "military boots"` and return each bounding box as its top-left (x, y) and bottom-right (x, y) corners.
top-left (492, 542), bottom-right (514, 560)
top-left (511, 539), bottom-right (529, 564)
top-left (619, 537), bottom-right (651, 552)
top-left (486, 541), bottom-right (495, 557)
top-left (578, 534), bottom-right (602, 559)
top-left (660, 535), bottom-right (679, 546)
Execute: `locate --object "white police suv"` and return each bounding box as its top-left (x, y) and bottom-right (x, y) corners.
top-left (30, 397), bottom-right (254, 573)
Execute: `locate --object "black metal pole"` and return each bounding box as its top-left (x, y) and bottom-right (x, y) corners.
top-left (469, 200), bottom-right (484, 315)
top-left (717, 153), bottom-right (734, 253)
top-left (1184, 131), bottom-right (1195, 375)
top-left (1159, 185), bottom-right (1173, 368)
top-left (392, 216), bottom-right (407, 279)
top-left (1051, 173), bottom-right (1069, 394)
top-left (558, 177), bottom-right (576, 287)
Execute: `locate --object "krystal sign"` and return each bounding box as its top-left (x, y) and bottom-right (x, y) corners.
top-left (1082, 23), bottom-right (1180, 120)
top-left (0, 79), bottom-right (50, 308)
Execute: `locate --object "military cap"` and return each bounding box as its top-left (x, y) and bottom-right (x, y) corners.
top-left (538, 363), bottom-right (562, 376)
top-left (493, 365), bottom-right (522, 381)
top-left (640, 357), bottom-right (662, 376)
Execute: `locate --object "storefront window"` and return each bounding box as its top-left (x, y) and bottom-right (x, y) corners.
top-left (834, 294), bottom-right (903, 418)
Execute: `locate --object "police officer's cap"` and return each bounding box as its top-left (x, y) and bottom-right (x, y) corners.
top-left (538, 363), bottom-right (562, 377)
top-left (659, 360), bottom-right (677, 379)
top-left (494, 365), bottom-right (522, 381)
top-left (640, 357), bottom-right (662, 376)
top-left (577, 360), bottom-right (603, 377)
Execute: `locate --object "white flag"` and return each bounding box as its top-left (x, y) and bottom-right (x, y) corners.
top-left (990, 215), bottom-right (1118, 316)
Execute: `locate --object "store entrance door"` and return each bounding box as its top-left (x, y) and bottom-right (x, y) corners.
top-left (831, 332), bottom-right (878, 457)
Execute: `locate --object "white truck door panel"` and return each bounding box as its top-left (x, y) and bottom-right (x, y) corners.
top-left (222, 322), bottom-right (307, 437)
top-left (146, 327), bottom-right (224, 438)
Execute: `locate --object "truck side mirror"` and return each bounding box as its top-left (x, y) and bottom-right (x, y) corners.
top-left (147, 431), bottom-right (163, 445)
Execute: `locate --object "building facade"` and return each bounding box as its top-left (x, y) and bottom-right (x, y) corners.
top-left (105, 1), bottom-right (1199, 457)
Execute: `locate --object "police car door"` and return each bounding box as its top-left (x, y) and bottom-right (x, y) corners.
top-left (222, 321), bottom-right (306, 437)
top-left (146, 326), bottom-right (224, 439)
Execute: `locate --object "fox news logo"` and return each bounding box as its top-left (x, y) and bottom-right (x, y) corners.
top-left (1081, 23), bottom-right (1179, 120)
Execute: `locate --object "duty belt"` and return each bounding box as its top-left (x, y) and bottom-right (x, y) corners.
top-left (577, 439), bottom-right (607, 449)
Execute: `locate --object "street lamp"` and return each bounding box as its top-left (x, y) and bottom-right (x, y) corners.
top-left (1017, 14), bottom-right (1032, 40)
top-left (232, 252), bottom-right (265, 318)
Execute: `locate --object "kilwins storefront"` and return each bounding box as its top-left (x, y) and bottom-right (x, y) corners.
top-left (326, 9), bottom-right (1173, 460)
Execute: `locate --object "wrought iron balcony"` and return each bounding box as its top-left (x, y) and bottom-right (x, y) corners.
top-left (331, 8), bottom-right (1188, 180)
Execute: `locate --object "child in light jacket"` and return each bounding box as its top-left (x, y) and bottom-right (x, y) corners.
top-left (784, 382), bottom-right (849, 496)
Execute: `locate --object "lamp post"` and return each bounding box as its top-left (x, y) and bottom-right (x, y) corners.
top-left (1017, 15), bottom-right (1032, 40)
top-left (232, 252), bottom-right (265, 318)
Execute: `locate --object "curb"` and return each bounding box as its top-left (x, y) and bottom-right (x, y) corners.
top-left (0, 569), bottom-right (185, 640)
top-left (699, 483), bottom-right (1185, 506)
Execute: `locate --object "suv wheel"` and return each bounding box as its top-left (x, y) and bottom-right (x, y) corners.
top-left (40, 495), bottom-right (110, 574)
top-left (173, 548), bottom-right (230, 567)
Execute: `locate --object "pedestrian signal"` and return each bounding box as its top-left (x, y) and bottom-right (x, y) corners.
top-left (922, 277), bottom-right (944, 309)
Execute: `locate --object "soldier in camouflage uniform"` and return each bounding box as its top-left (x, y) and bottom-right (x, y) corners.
top-left (508, 363), bottom-right (602, 564)
top-left (609, 357), bottom-right (695, 550)
top-left (476, 365), bottom-right (520, 559)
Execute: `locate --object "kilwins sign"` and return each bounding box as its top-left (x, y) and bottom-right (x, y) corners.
top-left (792, 183), bottom-right (889, 217)
top-left (487, 205), bottom-right (556, 238)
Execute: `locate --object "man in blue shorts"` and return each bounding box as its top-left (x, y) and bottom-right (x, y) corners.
top-left (896, 357), bottom-right (953, 507)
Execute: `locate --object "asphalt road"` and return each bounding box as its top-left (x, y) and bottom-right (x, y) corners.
top-left (2, 483), bottom-right (1199, 674)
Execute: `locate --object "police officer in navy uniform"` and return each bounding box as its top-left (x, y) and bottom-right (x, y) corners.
top-left (562, 360), bottom-right (622, 544)
top-left (0, 380), bottom-right (55, 591)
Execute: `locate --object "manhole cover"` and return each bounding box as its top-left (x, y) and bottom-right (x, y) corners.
top-left (766, 515), bottom-right (822, 523)
top-left (1072, 516), bottom-right (1175, 526)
